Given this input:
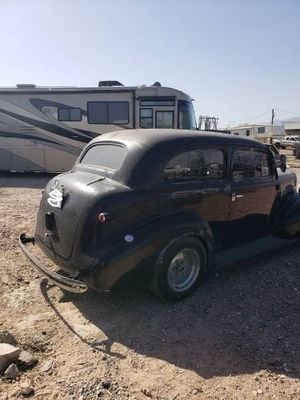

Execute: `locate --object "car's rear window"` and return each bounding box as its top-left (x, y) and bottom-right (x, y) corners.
top-left (80, 144), bottom-right (126, 170)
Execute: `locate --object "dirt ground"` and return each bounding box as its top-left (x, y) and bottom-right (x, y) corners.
top-left (0, 172), bottom-right (299, 400)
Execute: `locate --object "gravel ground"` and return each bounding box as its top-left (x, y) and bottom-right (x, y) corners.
top-left (0, 172), bottom-right (299, 400)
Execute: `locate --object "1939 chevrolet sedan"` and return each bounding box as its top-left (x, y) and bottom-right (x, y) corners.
top-left (20, 129), bottom-right (300, 300)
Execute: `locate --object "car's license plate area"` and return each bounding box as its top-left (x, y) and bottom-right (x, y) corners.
top-left (45, 212), bottom-right (55, 231)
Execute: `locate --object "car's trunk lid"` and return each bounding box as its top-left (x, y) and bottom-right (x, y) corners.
top-left (35, 171), bottom-right (106, 260)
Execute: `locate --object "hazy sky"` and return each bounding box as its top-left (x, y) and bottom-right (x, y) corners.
top-left (0, 0), bottom-right (299, 128)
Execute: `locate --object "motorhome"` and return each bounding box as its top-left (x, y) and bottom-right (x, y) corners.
top-left (0, 81), bottom-right (197, 172)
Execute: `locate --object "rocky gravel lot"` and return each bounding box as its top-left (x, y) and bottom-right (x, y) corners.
top-left (0, 173), bottom-right (299, 399)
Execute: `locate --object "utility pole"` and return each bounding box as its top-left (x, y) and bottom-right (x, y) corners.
top-left (271, 108), bottom-right (275, 125)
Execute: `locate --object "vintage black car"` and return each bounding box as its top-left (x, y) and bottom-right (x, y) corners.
top-left (20, 129), bottom-right (300, 300)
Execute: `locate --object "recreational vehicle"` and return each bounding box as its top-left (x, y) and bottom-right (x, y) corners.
top-left (0, 81), bottom-right (197, 172)
top-left (229, 123), bottom-right (285, 144)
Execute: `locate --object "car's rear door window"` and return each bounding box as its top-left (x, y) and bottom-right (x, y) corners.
top-left (80, 144), bottom-right (126, 170)
top-left (163, 148), bottom-right (225, 181)
top-left (232, 149), bottom-right (272, 182)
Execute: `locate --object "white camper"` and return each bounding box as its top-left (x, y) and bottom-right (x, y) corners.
top-left (229, 123), bottom-right (285, 144)
top-left (0, 81), bottom-right (197, 172)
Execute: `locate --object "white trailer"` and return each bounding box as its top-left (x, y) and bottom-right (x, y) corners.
top-left (0, 81), bottom-right (197, 172)
top-left (229, 123), bottom-right (285, 144)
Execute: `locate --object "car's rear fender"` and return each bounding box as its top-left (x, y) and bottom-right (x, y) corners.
top-left (88, 211), bottom-right (214, 290)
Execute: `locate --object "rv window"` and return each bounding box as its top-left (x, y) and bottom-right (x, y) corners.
top-left (139, 97), bottom-right (175, 107)
top-left (87, 102), bottom-right (129, 124)
top-left (80, 144), bottom-right (126, 170)
top-left (140, 100), bottom-right (175, 106)
top-left (88, 102), bottom-right (108, 124)
top-left (109, 102), bottom-right (129, 124)
top-left (58, 108), bottom-right (82, 121)
top-left (140, 108), bottom-right (153, 128)
top-left (156, 111), bottom-right (174, 129)
top-left (257, 127), bottom-right (266, 134)
top-left (178, 100), bottom-right (197, 130)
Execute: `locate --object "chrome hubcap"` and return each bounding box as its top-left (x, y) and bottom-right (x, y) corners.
top-left (167, 248), bottom-right (200, 292)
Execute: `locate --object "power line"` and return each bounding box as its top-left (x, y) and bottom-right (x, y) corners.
top-left (229, 108), bottom-right (300, 126)
top-left (275, 108), bottom-right (300, 117)
top-left (224, 108), bottom-right (300, 128)
top-left (228, 109), bottom-right (271, 125)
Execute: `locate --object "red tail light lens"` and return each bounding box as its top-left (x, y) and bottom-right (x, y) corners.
top-left (97, 212), bottom-right (107, 223)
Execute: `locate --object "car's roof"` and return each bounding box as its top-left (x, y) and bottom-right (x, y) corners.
top-left (93, 129), bottom-right (266, 149)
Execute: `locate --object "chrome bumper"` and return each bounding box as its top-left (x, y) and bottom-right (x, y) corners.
top-left (19, 233), bottom-right (88, 293)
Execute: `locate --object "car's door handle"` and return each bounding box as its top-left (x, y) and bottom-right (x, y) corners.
top-left (232, 193), bottom-right (244, 201)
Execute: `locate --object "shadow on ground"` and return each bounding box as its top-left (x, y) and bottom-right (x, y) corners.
top-left (41, 245), bottom-right (300, 380)
top-left (0, 172), bottom-right (56, 188)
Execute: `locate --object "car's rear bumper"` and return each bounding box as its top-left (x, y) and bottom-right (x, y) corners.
top-left (19, 233), bottom-right (88, 293)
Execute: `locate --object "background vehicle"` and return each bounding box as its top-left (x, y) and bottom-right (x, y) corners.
top-left (0, 81), bottom-right (196, 172)
top-left (279, 135), bottom-right (300, 149)
top-left (273, 139), bottom-right (282, 148)
top-left (20, 130), bottom-right (300, 301)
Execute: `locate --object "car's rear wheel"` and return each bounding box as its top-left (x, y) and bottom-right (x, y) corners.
top-left (150, 237), bottom-right (208, 301)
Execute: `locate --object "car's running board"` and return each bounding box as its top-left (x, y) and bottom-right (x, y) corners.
top-left (19, 233), bottom-right (88, 293)
top-left (214, 235), bottom-right (300, 268)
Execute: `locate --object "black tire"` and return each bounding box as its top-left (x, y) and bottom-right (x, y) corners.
top-left (274, 142), bottom-right (281, 149)
top-left (150, 236), bottom-right (208, 301)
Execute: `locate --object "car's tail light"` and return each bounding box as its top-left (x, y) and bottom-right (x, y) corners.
top-left (97, 212), bottom-right (107, 223)
top-left (97, 212), bottom-right (115, 223)
top-left (96, 212), bottom-right (114, 224)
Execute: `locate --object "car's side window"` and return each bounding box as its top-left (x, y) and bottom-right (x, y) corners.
top-left (163, 148), bottom-right (225, 181)
top-left (232, 149), bottom-right (272, 182)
